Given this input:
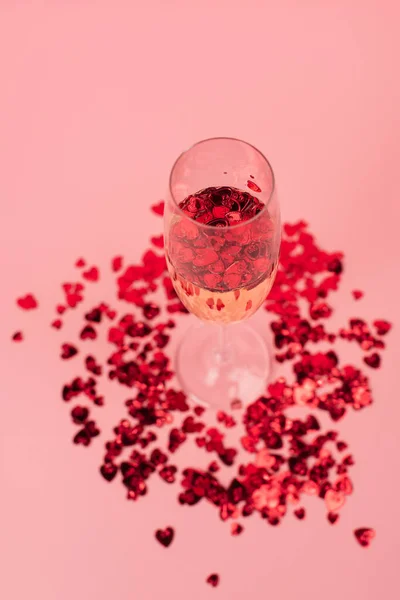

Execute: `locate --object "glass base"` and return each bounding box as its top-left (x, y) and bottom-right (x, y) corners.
top-left (176, 321), bottom-right (270, 409)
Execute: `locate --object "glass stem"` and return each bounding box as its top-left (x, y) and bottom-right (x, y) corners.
top-left (217, 324), bottom-right (228, 364)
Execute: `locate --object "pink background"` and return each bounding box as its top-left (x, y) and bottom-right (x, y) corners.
top-left (1, 1), bottom-right (399, 599)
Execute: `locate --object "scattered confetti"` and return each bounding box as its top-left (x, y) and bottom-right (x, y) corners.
top-left (12, 331), bottom-right (23, 342)
top-left (12, 199), bottom-right (391, 576)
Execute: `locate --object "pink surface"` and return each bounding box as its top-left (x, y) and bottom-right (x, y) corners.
top-left (1, 2), bottom-right (399, 599)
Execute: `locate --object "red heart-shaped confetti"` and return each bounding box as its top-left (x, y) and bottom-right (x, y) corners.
top-left (17, 294), bottom-right (38, 310)
top-left (206, 574), bottom-right (219, 588)
top-left (100, 463), bottom-right (118, 482)
top-left (354, 527), bottom-right (375, 547)
top-left (294, 508), bottom-right (306, 520)
top-left (71, 406), bottom-right (89, 424)
top-left (151, 201), bottom-right (165, 216)
top-left (73, 428), bottom-right (91, 446)
top-left (85, 308), bottom-right (102, 323)
top-left (327, 512), bottom-right (340, 524)
top-left (151, 235), bottom-right (164, 248)
top-left (363, 353), bottom-right (381, 369)
top-left (83, 267), bottom-right (99, 282)
top-left (352, 289), bottom-right (364, 300)
top-left (12, 331), bottom-right (23, 342)
top-left (112, 256), bottom-right (123, 272)
top-left (80, 325), bottom-right (97, 340)
top-left (324, 489), bottom-right (345, 512)
top-left (61, 343), bottom-right (78, 360)
top-left (373, 319), bottom-right (391, 336)
top-left (143, 303), bottom-right (160, 320)
top-left (12, 187), bottom-right (393, 568)
top-left (159, 465), bottom-right (177, 483)
top-left (155, 526), bottom-right (174, 547)
top-left (231, 522), bottom-right (244, 536)
top-left (51, 319), bottom-right (63, 330)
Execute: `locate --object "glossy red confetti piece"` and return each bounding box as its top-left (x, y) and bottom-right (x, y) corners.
top-left (100, 462), bottom-right (118, 482)
top-left (155, 527), bottom-right (174, 547)
top-left (231, 522), bottom-right (244, 536)
top-left (363, 353), bottom-right (381, 369)
top-left (112, 256), bottom-right (123, 272)
top-left (151, 235), bottom-right (164, 248)
top-left (80, 325), bottom-right (97, 340)
top-left (85, 355), bottom-right (102, 376)
top-left (151, 201), bottom-right (165, 216)
top-left (75, 258), bottom-right (86, 268)
top-left (61, 343), bottom-right (79, 359)
top-left (294, 508), bottom-right (306, 520)
top-left (168, 428), bottom-right (187, 453)
top-left (352, 290), bottom-right (364, 300)
top-left (354, 527), bottom-right (375, 547)
top-left (12, 331), bottom-right (23, 342)
top-left (73, 420), bottom-right (100, 445)
top-left (143, 303), bottom-right (160, 320)
top-left (206, 574), bottom-right (219, 588)
top-left (373, 320), bottom-right (391, 336)
top-left (85, 307), bottom-right (103, 323)
top-left (51, 319), bottom-right (63, 330)
top-left (247, 180), bottom-right (262, 193)
top-left (159, 465), bottom-right (177, 483)
top-left (17, 294), bottom-right (38, 310)
top-left (83, 267), bottom-right (99, 282)
top-left (71, 405), bottom-right (89, 424)
top-left (325, 489), bottom-right (345, 512)
top-left (62, 282), bottom-right (84, 308)
top-left (327, 512), bottom-right (339, 524)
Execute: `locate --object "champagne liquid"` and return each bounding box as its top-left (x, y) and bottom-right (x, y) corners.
top-left (167, 256), bottom-right (278, 323)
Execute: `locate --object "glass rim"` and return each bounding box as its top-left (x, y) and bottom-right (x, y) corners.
top-left (168, 136), bottom-right (275, 230)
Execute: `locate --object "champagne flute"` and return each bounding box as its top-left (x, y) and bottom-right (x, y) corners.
top-left (164, 137), bottom-right (280, 408)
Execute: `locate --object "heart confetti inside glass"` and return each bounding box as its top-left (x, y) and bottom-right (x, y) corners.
top-left (164, 138), bottom-right (280, 408)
